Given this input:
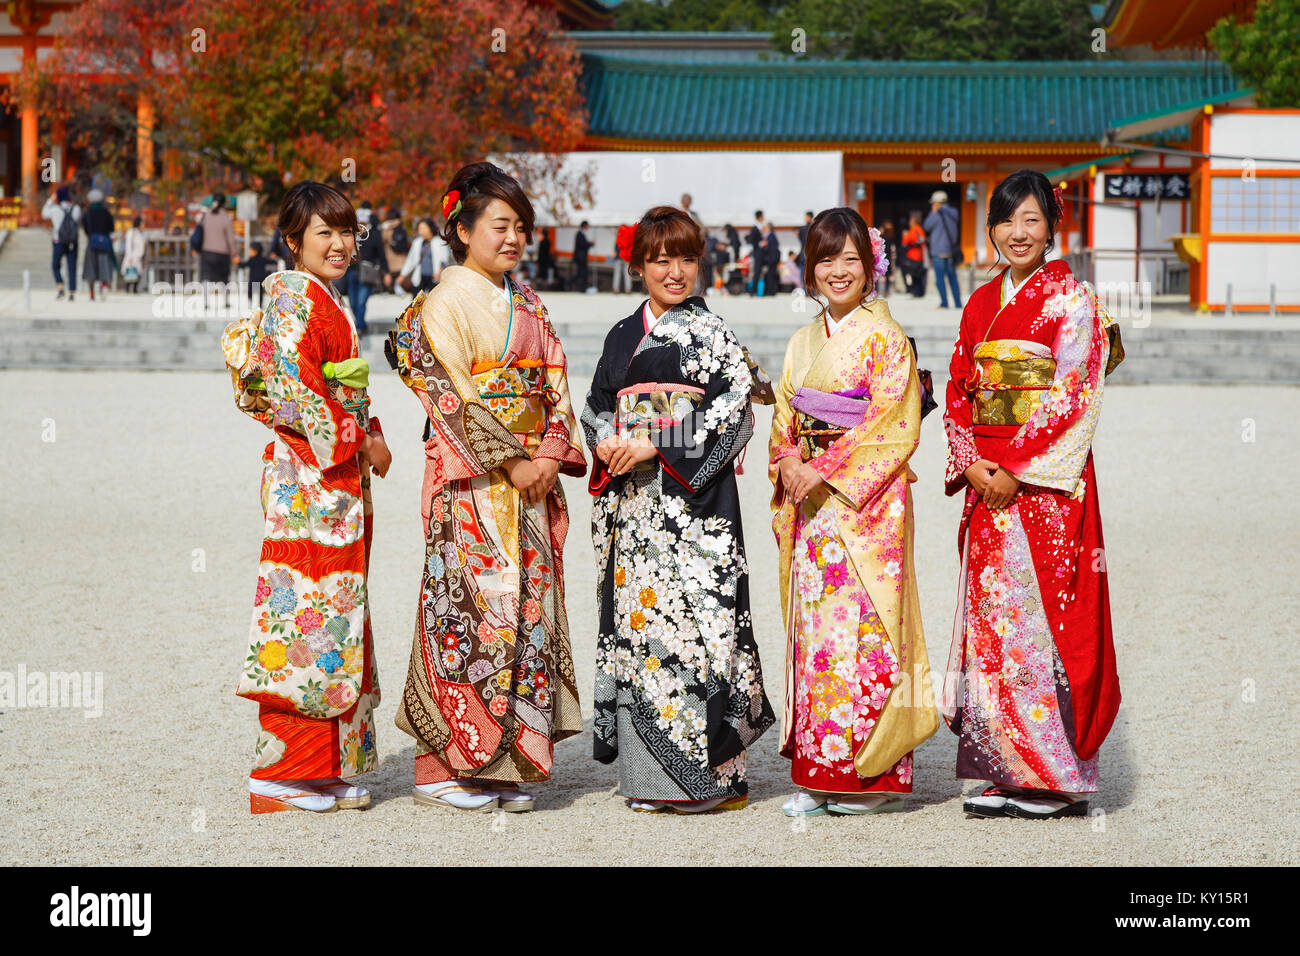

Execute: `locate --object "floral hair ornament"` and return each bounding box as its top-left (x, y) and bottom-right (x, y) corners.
top-left (868, 225), bottom-right (889, 281)
top-left (441, 189), bottom-right (463, 222)
top-left (1052, 185), bottom-right (1067, 218)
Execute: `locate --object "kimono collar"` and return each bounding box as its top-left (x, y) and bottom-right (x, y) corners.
top-left (264, 269), bottom-right (342, 303)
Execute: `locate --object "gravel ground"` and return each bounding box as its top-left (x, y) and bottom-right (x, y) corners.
top-left (2, 369), bottom-right (1296, 865)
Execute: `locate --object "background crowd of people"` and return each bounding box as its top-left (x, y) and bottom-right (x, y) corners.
top-left (40, 180), bottom-right (972, 324)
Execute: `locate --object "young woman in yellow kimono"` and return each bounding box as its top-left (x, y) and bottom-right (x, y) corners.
top-left (769, 208), bottom-right (938, 816)
top-left (223, 182), bottom-right (392, 814)
top-left (387, 162), bottom-right (587, 812)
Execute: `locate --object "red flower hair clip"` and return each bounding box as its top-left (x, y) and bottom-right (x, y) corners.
top-left (441, 189), bottom-right (462, 221)
top-left (1052, 185), bottom-right (1066, 217)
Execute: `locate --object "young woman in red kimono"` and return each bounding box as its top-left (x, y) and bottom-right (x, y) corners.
top-left (940, 169), bottom-right (1122, 819)
top-left (223, 182), bottom-right (392, 814)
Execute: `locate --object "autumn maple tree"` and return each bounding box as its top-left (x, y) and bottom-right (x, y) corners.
top-left (16, 0), bottom-right (590, 212)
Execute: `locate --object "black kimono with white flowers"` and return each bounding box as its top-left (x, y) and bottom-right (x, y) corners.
top-left (581, 297), bottom-right (775, 802)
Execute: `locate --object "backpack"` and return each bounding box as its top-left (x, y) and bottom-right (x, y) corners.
top-left (56, 207), bottom-right (78, 245)
top-left (190, 215), bottom-right (205, 254)
top-left (389, 223), bottom-right (410, 254)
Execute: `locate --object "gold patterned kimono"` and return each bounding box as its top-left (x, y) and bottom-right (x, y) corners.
top-left (769, 299), bottom-right (938, 792)
top-left (387, 265), bottom-right (587, 784)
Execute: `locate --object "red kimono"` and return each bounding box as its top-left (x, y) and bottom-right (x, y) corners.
top-left (940, 259), bottom-right (1120, 793)
top-left (225, 271), bottom-right (382, 783)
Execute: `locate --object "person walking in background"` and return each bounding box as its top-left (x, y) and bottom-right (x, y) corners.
top-left (762, 221), bottom-right (781, 296)
top-left (574, 219), bottom-right (592, 292)
top-left (797, 210), bottom-right (813, 271)
top-left (747, 211), bottom-right (766, 295)
top-left (344, 202), bottom-right (385, 333)
top-left (244, 242), bottom-right (275, 308)
top-left (120, 216), bottom-right (147, 294)
top-left (199, 192), bottom-right (240, 308)
top-left (725, 223), bottom-right (741, 265)
top-left (878, 220), bottom-right (900, 296)
top-left (81, 189), bottom-right (116, 301)
top-left (924, 190), bottom-right (963, 308)
top-left (43, 187), bottom-right (81, 301)
top-left (780, 250), bottom-right (802, 292)
top-left (380, 205), bottom-right (409, 291)
top-left (397, 217), bottom-right (445, 295)
top-left (612, 224), bottom-right (634, 294)
top-left (901, 212), bottom-right (927, 298)
top-left (538, 227), bottom-right (555, 287)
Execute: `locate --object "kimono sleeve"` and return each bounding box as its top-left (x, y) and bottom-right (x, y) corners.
top-left (414, 294), bottom-right (527, 481)
top-left (262, 288), bottom-right (364, 470)
top-left (532, 303), bottom-right (588, 477)
top-left (1000, 281), bottom-right (1107, 494)
top-left (943, 308), bottom-right (982, 496)
top-left (658, 318), bottom-right (755, 493)
top-left (580, 326), bottom-right (623, 496)
top-left (767, 332), bottom-right (802, 502)
top-left (807, 325), bottom-right (920, 511)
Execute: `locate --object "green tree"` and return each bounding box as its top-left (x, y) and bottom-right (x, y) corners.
top-left (612, 0), bottom-right (782, 32)
top-left (1208, 0), bottom-right (1300, 107)
top-left (774, 0), bottom-right (1100, 60)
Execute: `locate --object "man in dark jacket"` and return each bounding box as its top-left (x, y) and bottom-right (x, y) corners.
top-left (747, 211), bottom-right (765, 295)
top-left (573, 221), bottom-right (591, 292)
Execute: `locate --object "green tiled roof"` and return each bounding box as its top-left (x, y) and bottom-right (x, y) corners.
top-left (580, 54), bottom-right (1240, 144)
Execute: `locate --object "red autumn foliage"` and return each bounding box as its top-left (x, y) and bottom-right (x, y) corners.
top-left (13, 0), bottom-right (589, 212)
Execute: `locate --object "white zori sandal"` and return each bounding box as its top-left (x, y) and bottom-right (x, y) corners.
top-left (306, 777), bottom-right (371, 810)
top-left (479, 782), bottom-right (535, 813)
top-left (412, 782), bottom-right (498, 812)
top-left (249, 778), bottom-right (337, 814)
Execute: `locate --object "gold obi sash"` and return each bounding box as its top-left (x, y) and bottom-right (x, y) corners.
top-left (969, 339), bottom-right (1056, 426)
top-left (614, 383), bottom-right (703, 472)
top-left (471, 359), bottom-right (559, 438)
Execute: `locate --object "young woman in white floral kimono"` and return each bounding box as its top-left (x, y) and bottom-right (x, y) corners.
top-left (224, 182), bottom-right (392, 814)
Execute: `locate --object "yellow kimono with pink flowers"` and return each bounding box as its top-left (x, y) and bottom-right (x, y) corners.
top-left (769, 299), bottom-right (938, 792)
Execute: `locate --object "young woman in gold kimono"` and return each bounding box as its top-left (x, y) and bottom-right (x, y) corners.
top-left (769, 208), bottom-right (938, 816)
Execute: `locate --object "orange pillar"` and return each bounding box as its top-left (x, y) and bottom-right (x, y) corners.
top-left (21, 103), bottom-right (39, 224)
top-left (137, 91), bottom-right (155, 184)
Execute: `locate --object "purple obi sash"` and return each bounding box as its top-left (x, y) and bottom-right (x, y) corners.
top-left (791, 386), bottom-right (870, 458)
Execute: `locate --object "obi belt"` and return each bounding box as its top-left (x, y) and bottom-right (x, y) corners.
top-left (965, 339), bottom-right (1056, 427)
top-left (614, 382), bottom-right (704, 473)
top-left (472, 359), bottom-right (561, 444)
top-left (790, 385), bottom-right (870, 460)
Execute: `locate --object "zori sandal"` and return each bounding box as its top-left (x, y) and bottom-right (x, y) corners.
top-left (412, 783), bottom-right (498, 812)
top-left (248, 778), bottom-right (337, 814)
top-left (668, 794), bottom-right (748, 814)
top-left (483, 783), bottom-right (535, 813)
top-left (781, 791), bottom-right (829, 817)
top-left (963, 785), bottom-right (1024, 819)
top-left (827, 794), bottom-right (904, 815)
top-left (309, 778), bottom-right (371, 810)
top-left (1005, 793), bottom-right (1090, 819)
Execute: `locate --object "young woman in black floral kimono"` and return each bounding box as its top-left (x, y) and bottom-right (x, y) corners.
top-left (581, 205), bottom-right (776, 814)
